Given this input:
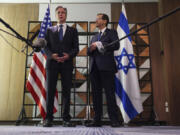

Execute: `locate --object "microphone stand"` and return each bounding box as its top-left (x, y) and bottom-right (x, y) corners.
top-left (0, 18), bottom-right (37, 51)
top-left (21, 29), bottom-right (40, 53)
top-left (0, 28), bottom-right (20, 52)
top-left (104, 6), bottom-right (180, 48)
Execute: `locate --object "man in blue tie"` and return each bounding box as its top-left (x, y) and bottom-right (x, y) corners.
top-left (43, 6), bottom-right (79, 127)
top-left (87, 13), bottom-right (121, 127)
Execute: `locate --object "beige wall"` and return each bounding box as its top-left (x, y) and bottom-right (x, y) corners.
top-left (0, 4), bottom-right (38, 120)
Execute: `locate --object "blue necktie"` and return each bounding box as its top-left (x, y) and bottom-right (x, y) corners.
top-left (59, 24), bottom-right (63, 41)
top-left (98, 31), bottom-right (102, 41)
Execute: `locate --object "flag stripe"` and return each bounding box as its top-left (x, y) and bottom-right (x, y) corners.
top-left (115, 77), bottom-right (138, 119)
top-left (41, 50), bottom-right (47, 59)
top-left (26, 82), bottom-right (46, 118)
top-left (33, 53), bottom-right (46, 79)
top-left (27, 71), bottom-right (47, 110)
top-left (29, 67), bottom-right (46, 99)
top-left (119, 13), bottom-right (132, 42)
top-left (115, 94), bottom-right (130, 122)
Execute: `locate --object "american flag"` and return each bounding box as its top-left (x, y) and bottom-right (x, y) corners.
top-left (26, 5), bottom-right (58, 119)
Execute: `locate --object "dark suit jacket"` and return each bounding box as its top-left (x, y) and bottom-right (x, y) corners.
top-left (44, 25), bottom-right (79, 70)
top-left (87, 28), bottom-right (120, 73)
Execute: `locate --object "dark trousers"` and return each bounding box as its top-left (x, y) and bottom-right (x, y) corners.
top-left (46, 68), bottom-right (72, 121)
top-left (90, 63), bottom-right (120, 123)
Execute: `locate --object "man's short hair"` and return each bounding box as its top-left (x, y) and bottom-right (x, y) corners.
top-left (97, 13), bottom-right (109, 26)
top-left (55, 6), bottom-right (67, 15)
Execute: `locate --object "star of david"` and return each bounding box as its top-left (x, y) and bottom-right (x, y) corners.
top-left (115, 48), bottom-right (136, 74)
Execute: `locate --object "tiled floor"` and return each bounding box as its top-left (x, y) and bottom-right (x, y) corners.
top-left (0, 126), bottom-right (180, 135)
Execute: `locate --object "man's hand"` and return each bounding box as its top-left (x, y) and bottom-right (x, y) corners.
top-left (52, 53), bottom-right (59, 61)
top-left (62, 53), bottom-right (69, 61)
top-left (51, 53), bottom-right (64, 63)
top-left (90, 42), bottom-right (97, 52)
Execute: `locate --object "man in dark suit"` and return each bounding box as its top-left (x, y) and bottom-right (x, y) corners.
top-left (43, 6), bottom-right (79, 127)
top-left (87, 13), bottom-right (121, 127)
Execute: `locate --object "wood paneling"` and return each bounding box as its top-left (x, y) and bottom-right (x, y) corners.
top-left (112, 2), bottom-right (180, 125)
top-left (159, 0), bottom-right (180, 125)
top-left (111, 3), bottom-right (159, 23)
top-left (0, 4), bottom-right (38, 120)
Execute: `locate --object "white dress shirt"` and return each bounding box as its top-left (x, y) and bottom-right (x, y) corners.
top-left (95, 27), bottom-right (107, 53)
top-left (57, 23), bottom-right (67, 37)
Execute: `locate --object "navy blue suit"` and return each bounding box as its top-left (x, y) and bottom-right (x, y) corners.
top-left (44, 25), bottom-right (79, 121)
top-left (87, 28), bottom-right (120, 123)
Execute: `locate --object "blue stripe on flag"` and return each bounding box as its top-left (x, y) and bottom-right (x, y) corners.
top-left (115, 77), bottom-right (138, 119)
top-left (118, 13), bottom-right (132, 42)
top-left (41, 49), bottom-right (45, 54)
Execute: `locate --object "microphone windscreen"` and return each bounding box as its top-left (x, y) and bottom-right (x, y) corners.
top-left (33, 38), bottom-right (47, 48)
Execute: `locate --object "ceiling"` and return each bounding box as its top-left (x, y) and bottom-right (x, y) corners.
top-left (0, 0), bottom-right (158, 3)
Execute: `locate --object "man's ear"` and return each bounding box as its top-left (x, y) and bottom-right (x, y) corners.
top-left (104, 20), bottom-right (107, 26)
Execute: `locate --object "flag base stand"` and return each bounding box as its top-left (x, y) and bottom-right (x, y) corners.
top-left (16, 106), bottom-right (28, 126)
top-left (149, 109), bottom-right (167, 126)
top-left (81, 119), bottom-right (92, 126)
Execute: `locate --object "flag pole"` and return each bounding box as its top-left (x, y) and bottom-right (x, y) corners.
top-left (104, 6), bottom-right (180, 48)
top-left (49, 0), bottom-right (52, 17)
top-left (122, 0), bottom-right (124, 4)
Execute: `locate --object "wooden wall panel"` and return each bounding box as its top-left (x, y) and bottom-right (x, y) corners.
top-left (111, 3), bottom-right (159, 23)
top-left (112, 2), bottom-right (180, 125)
top-left (0, 4), bottom-right (38, 120)
top-left (159, 0), bottom-right (180, 125)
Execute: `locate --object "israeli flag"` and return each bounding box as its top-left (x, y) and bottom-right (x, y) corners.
top-left (114, 4), bottom-right (143, 123)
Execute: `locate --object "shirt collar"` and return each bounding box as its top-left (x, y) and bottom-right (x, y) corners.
top-left (57, 23), bottom-right (66, 27)
top-left (99, 27), bottom-right (106, 34)
top-left (57, 23), bottom-right (67, 31)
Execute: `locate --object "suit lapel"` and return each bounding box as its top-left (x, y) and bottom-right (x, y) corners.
top-left (53, 26), bottom-right (59, 42)
top-left (94, 33), bottom-right (99, 41)
top-left (63, 25), bottom-right (70, 42)
top-left (100, 28), bottom-right (109, 41)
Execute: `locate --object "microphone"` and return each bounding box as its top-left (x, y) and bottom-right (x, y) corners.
top-left (32, 38), bottom-right (47, 48)
top-left (32, 38), bottom-right (47, 52)
top-left (28, 38), bottom-right (47, 55)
